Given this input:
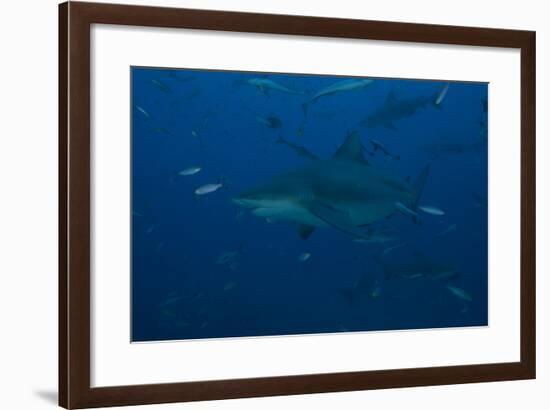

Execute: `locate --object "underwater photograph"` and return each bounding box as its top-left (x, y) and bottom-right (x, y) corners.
top-left (131, 67), bottom-right (488, 342)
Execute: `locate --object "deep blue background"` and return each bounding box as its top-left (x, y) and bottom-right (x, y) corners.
top-left (131, 67), bottom-right (488, 342)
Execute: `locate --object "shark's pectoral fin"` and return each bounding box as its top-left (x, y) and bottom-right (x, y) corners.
top-left (298, 224), bottom-right (315, 240)
top-left (308, 201), bottom-right (368, 239)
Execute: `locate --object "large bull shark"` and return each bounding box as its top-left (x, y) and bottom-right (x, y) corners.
top-left (233, 133), bottom-right (430, 239)
top-left (360, 83), bottom-right (449, 131)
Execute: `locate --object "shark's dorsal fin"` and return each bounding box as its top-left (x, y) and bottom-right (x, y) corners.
top-left (333, 131), bottom-right (369, 165)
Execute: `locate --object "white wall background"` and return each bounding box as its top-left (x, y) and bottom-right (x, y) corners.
top-left (0, 0), bottom-right (546, 409)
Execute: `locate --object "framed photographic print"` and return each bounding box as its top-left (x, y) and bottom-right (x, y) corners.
top-left (59, 1), bottom-right (536, 408)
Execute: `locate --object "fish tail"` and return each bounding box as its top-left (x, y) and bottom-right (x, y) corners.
top-left (216, 176), bottom-right (229, 187)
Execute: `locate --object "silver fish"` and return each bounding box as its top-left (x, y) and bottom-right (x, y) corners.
top-left (135, 105), bottom-right (150, 119)
top-left (435, 83), bottom-right (450, 105)
top-left (419, 205), bottom-right (445, 216)
top-left (446, 285), bottom-right (472, 302)
top-left (195, 183), bottom-right (223, 195)
top-left (151, 79), bottom-right (171, 93)
top-left (178, 167), bottom-right (202, 176)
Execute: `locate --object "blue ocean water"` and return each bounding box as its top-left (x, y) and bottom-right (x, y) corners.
top-left (131, 67), bottom-right (488, 342)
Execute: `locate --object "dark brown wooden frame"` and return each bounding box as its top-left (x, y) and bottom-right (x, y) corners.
top-left (59, 1), bottom-right (536, 408)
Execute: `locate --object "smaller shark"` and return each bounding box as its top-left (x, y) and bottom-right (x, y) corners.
top-left (303, 78), bottom-right (374, 114)
top-left (377, 249), bottom-right (459, 281)
top-left (247, 78), bottom-right (304, 96)
top-left (360, 83), bottom-right (449, 131)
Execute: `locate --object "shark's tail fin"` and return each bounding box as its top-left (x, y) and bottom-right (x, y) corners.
top-left (337, 288), bottom-right (357, 307)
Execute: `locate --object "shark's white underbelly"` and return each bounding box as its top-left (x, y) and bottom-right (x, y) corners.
top-left (252, 198), bottom-right (397, 229)
top-left (252, 203), bottom-right (328, 227)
